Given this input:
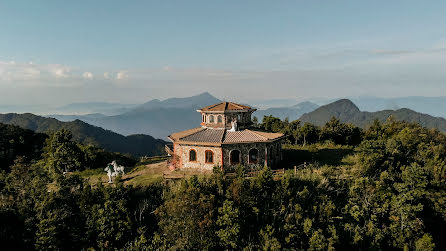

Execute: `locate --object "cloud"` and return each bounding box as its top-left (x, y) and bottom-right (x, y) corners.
top-left (0, 61), bottom-right (42, 81)
top-left (116, 70), bottom-right (129, 80)
top-left (48, 64), bottom-right (70, 78)
top-left (82, 72), bottom-right (94, 79)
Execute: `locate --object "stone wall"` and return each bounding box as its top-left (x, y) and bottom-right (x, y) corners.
top-left (176, 144), bottom-right (222, 170)
top-left (174, 140), bottom-right (283, 170)
top-left (222, 140), bottom-right (283, 171)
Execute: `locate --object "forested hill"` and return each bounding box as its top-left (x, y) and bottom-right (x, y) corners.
top-left (299, 99), bottom-right (446, 131)
top-left (0, 113), bottom-right (166, 157)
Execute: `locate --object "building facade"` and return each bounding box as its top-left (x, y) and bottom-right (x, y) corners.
top-left (167, 102), bottom-right (285, 170)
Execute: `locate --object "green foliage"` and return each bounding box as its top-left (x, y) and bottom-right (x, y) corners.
top-left (216, 200), bottom-right (241, 249)
top-left (1, 119), bottom-right (445, 250)
top-left (0, 123), bottom-right (47, 171)
top-left (42, 129), bottom-right (84, 174)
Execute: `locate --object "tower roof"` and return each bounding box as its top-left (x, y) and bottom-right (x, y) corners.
top-left (198, 101), bottom-right (254, 112)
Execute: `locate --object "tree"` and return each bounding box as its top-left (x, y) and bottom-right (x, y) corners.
top-left (42, 129), bottom-right (84, 175)
top-left (261, 116), bottom-right (285, 133)
top-left (301, 122), bottom-right (320, 146)
top-left (216, 200), bottom-right (241, 249)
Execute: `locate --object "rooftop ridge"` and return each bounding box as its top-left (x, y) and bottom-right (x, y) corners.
top-left (199, 101), bottom-right (253, 112)
top-left (220, 128), bottom-right (227, 143)
top-left (178, 127), bottom-right (205, 140)
top-left (246, 129), bottom-right (269, 140)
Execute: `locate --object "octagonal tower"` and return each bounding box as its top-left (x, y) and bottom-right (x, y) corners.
top-left (197, 101), bottom-right (256, 130)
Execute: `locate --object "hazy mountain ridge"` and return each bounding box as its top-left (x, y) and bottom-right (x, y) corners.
top-left (0, 113), bottom-right (166, 157)
top-left (349, 96), bottom-right (446, 118)
top-left (300, 99), bottom-right (446, 131)
top-left (48, 92), bottom-right (221, 139)
top-left (44, 94), bottom-right (446, 139)
top-left (254, 101), bottom-right (319, 121)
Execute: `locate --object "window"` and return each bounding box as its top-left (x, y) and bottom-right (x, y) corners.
top-left (249, 149), bottom-right (258, 164)
top-left (230, 150), bottom-right (240, 165)
top-left (189, 149), bottom-right (197, 162)
top-left (269, 146), bottom-right (274, 160)
top-left (217, 115), bottom-right (222, 123)
top-left (205, 150), bottom-right (214, 163)
top-left (209, 115), bottom-right (214, 123)
top-left (202, 115), bottom-right (205, 122)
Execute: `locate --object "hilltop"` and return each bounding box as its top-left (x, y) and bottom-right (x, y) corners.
top-left (299, 99), bottom-right (446, 131)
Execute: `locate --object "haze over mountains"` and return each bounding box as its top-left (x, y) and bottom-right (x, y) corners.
top-left (3, 92), bottom-right (446, 148)
top-left (51, 92), bottom-right (222, 140)
top-left (253, 102), bottom-right (319, 122)
top-left (45, 92), bottom-right (446, 139)
top-left (50, 92), bottom-right (322, 139)
top-left (350, 96), bottom-right (446, 118)
top-left (300, 99), bottom-right (446, 132)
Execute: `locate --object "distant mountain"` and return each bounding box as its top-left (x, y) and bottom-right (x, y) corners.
top-left (254, 101), bottom-right (319, 121)
top-left (50, 113), bottom-right (107, 122)
top-left (350, 96), bottom-right (446, 118)
top-left (0, 113), bottom-right (166, 157)
top-left (299, 99), bottom-right (446, 131)
top-left (56, 102), bottom-right (137, 115)
top-left (46, 92), bottom-right (221, 140)
top-left (134, 91), bottom-right (221, 111)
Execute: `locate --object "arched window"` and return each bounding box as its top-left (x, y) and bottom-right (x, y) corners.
top-left (205, 150), bottom-right (214, 163)
top-left (189, 149), bottom-right (197, 162)
top-left (217, 115), bottom-right (222, 123)
top-left (202, 115), bottom-right (205, 122)
top-left (230, 150), bottom-right (240, 165)
top-left (249, 148), bottom-right (258, 164)
top-left (209, 115), bottom-right (214, 123)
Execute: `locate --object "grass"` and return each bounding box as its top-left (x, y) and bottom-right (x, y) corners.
top-left (282, 143), bottom-right (356, 168)
top-left (74, 144), bottom-right (359, 187)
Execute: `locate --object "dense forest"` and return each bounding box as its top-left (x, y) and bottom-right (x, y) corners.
top-left (1, 116), bottom-right (445, 250)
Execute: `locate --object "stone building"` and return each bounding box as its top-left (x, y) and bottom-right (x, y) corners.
top-left (167, 101), bottom-right (286, 170)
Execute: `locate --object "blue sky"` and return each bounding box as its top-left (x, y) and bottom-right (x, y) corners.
top-left (1, 1), bottom-right (446, 105)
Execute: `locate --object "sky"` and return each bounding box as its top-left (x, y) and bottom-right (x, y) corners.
top-left (1, 0), bottom-right (446, 106)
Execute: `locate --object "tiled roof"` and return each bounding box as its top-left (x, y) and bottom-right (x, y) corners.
top-left (223, 130), bottom-right (266, 143)
top-left (199, 101), bottom-right (253, 112)
top-left (180, 128), bottom-right (225, 143)
top-left (247, 130), bottom-right (285, 140)
top-left (168, 127), bottom-right (204, 141)
top-left (169, 127), bottom-right (285, 145)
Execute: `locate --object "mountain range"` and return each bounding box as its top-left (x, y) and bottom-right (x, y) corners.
top-left (253, 101), bottom-right (319, 121)
top-left (3, 93), bottom-right (446, 158)
top-left (49, 93), bottom-right (446, 139)
top-left (0, 113), bottom-right (166, 157)
top-left (51, 92), bottom-right (222, 140)
top-left (349, 96), bottom-right (446, 118)
top-left (50, 93), bottom-right (321, 139)
top-left (299, 99), bottom-right (446, 131)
